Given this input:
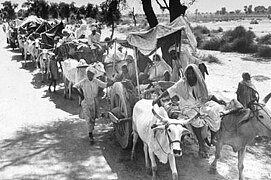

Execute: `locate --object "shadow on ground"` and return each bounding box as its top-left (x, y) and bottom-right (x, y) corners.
top-left (0, 117), bottom-right (110, 180)
top-left (41, 87), bottom-right (81, 115)
top-left (2, 111), bottom-right (269, 180)
top-left (99, 125), bottom-right (228, 180)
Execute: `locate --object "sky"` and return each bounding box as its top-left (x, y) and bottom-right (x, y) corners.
top-left (1, 0), bottom-right (271, 14)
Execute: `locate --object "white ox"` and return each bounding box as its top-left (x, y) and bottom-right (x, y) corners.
top-left (23, 38), bottom-right (40, 66)
top-left (61, 59), bottom-right (105, 103)
top-left (131, 99), bottom-right (196, 180)
top-left (37, 49), bottom-right (54, 82)
top-left (17, 34), bottom-right (26, 58)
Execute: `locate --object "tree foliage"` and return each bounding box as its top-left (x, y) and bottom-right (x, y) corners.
top-left (99, 0), bottom-right (121, 39)
top-left (1, 1), bottom-right (18, 20)
top-left (22, 0), bottom-right (49, 19)
top-left (58, 2), bottom-right (70, 21)
top-left (49, 3), bottom-right (59, 19)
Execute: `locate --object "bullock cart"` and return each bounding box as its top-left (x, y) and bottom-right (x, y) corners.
top-left (107, 16), bottom-right (196, 149)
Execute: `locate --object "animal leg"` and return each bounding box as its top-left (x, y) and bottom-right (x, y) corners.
top-left (68, 81), bottom-right (73, 100)
top-left (63, 77), bottom-right (67, 99)
top-left (192, 125), bottom-right (209, 158)
top-left (168, 154), bottom-right (178, 180)
top-left (131, 131), bottom-right (138, 161)
top-left (48, 80), bottom-right (52, 92)
top-left (210, 140), bottom-right (223, 174)
top-left (53, 80), bottom-right (56, 92)
top-left (143, 143), bottom-right (151, 175)
top-left (148, 148), bottom-right (157, 180)
top-left (238, 147), bottom-right (246, 180)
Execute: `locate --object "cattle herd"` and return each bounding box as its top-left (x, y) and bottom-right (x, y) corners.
top-left (3, 15), bottom-right (271, 180)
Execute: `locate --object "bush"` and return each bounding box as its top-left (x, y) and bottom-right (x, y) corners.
top-left (257, 34), bottom-right (271, 45)
top-left (257, 46), bottom-right (271, 57)
top-left (219, 26), bottom-right (256, 53)
top-left (211, 27), bottom-right (223, 33)
top-left (219, 43), bottom-right (233, 52)
top-left (199, 37), bottom-right (221, 50)
top-left (250, 19), bottom-right (259, 24)
top-left (193, 25), bottom-right (210, 34)
top-left (201, 54), bottom-right (221, 64)
top-left (231, 38), bottom-right (257, 53)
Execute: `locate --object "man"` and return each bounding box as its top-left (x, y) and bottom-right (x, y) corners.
top-left (153, 64), bottom-right (226, 157)
top-left (236, 72), bottom-right (259, 109)
top-left (73, 66), bottom-right (113, 144)
top-left (88, 26), bottom-right (101, 48)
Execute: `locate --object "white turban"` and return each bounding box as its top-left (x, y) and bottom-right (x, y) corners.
top-left (86, 65), bottom-right (96, 74)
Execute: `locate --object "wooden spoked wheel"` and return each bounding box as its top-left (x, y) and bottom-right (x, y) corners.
top-left (110, 82), bottom-right (133, 149)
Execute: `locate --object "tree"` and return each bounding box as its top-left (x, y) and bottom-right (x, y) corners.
top-left (235, 10), bottom-right (241, 14)
top-left (78, 5), bottom-right (86, 18)
top-left (128, 7), bottom-right (137, 26)
top-left (49, 2), bottom-right (59, 19)
top-left (69, 2), bottom-right (78, 15)
top-left (1, 1), bottom-right (18, 20)
top-left (244, 6), bottom-right (248, 13)
top-left (268, 6), bottom-right (271, 14)
top-left (22, 0), bottom-right (49, 19)
top-left (221, 7), bottom-right (227, 15)
top-left (38, 0), bottom-right (49, 19)
top-left (254, 6), bottom-right (266, 13)
top-left (59, 2), bottom-right (70, 21)
top-left (99, 0), bottom-right (121, 39)
top-left (141, 0), bottom-right (158, 28)
top-left (86, 3), bottom-right (99, 19)
top-left (248, 5), bottom-right (253, 14)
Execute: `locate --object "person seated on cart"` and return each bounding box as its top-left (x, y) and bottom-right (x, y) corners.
top-left (139, 54), bottom-right (172, 84)
top-left (73, 66), bottom-right (114, 145)
top-left (113, 63), bottom-right (136, 92)
top-left (88, 26), bottom-right (101, 49)
top-left (113, 64), bottom-right (131, 82)
top-left (152, 64), bottom-right (226, 157)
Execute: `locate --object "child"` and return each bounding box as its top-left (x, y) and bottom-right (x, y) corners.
top-left (236, 72), bottom-right (259, 109)
top-left (73, 66), bottom-right (113, 144)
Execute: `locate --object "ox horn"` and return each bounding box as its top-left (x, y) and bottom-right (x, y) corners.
top-left (262, 92), bottom-right (271, 104)
top-left (152, 107), bottom-right (168, 124)
top-left (181, 113), bottom-right (200, 125)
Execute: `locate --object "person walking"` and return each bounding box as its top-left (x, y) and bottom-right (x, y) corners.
top-left (73, 66), bottom-right (113, 145)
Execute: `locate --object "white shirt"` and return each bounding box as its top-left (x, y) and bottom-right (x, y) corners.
top-left (73, 78), bottom-right (106, 103)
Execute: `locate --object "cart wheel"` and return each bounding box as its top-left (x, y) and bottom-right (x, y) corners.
top-left (110, 82), bottom-right (133, 149)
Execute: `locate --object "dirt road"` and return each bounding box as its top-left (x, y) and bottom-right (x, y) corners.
top-left (0, 25), bottom-right (270, 180)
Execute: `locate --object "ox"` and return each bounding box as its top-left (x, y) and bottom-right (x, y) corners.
top-left (61, 59), bottom-right (105, 104)
top-left (210, 94), bottom-right (271, 180)
top-left (131, 99), bottom-right (197, 180)
top-left (37, 49), bottom-right (54, 82)
top-left (23, 38), bottom-right (40, 67)
top-left (17, 34), bottom-right (26, 58)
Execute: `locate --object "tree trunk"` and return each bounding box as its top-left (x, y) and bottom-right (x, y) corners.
top-left (160, 0), bottom-right (187, 66)
top-left (110, 22), bottom-right (115, 40)
top-left (141, 0), bottom-right (158, 28)
top-left (132, 8), bottom-right (137, 27)
top-left (169, 0), bottom-right (187, 22)
top-left (141, 0), bottom-right (187, 67)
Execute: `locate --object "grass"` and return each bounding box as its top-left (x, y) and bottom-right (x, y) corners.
top-left (201, 54), bottom-right (222, 64)
top-left (256, 46), bottom-right (271, 58)
top-left (256, 34), bottom-right (271, 45)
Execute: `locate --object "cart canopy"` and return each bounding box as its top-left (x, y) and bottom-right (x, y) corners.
top-left (126, 16), bottom-right (197, 56)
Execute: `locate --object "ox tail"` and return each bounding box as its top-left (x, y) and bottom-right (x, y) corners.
top-left (262, 92), bottom-right (271, 104)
